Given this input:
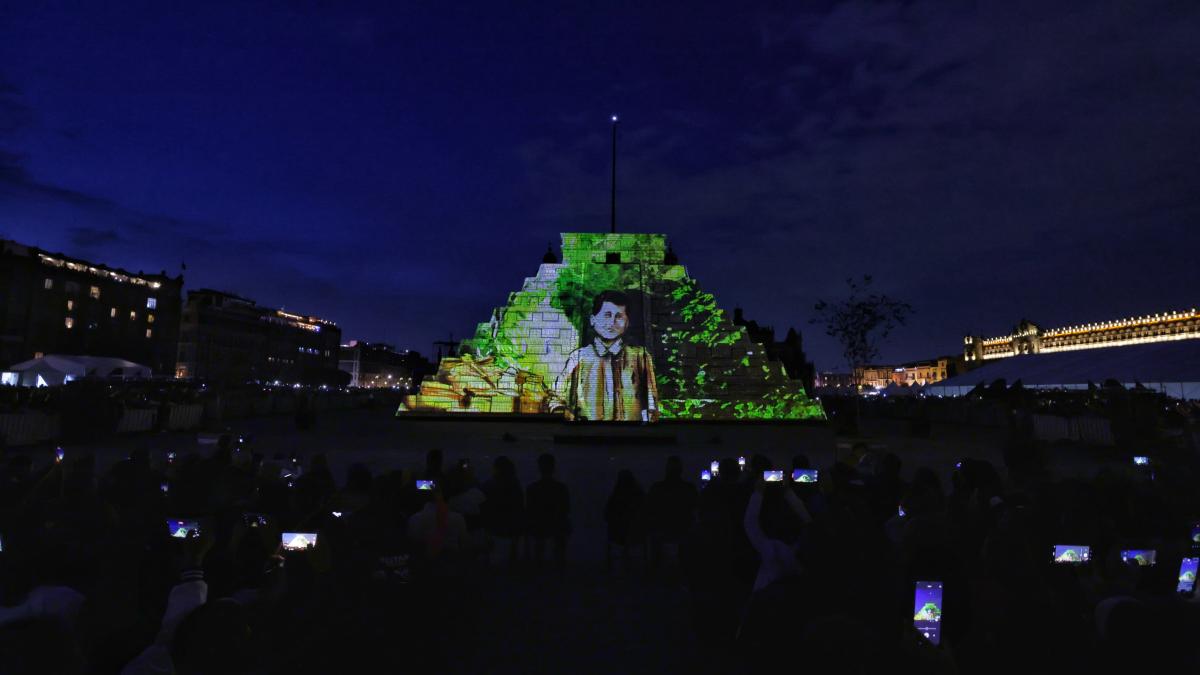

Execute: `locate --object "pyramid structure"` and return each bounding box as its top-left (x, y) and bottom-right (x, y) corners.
top-left (400, 233), bottom-right (825, 421)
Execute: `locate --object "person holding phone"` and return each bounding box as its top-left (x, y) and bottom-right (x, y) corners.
top-left (743, 477), bottom-right (813, 592)
top-left (407, 481), bottom-right (469, 560)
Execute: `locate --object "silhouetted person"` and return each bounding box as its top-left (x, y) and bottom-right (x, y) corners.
top-left (170, 599), bottom-right (255, 675)
top-left (526, 453), bottom-right (570, 570)
top-left (296, 453), bottom-right (336, 515)
top-left (604, 469), bottom-right (645, 570)
top-left (482, 456), bottom-right (524, 563)
top-left (424, 448), bottom-right (444, 483)
top-left (407, 485), bottom-right (469, 561)
top-left (647, 456), bottom-right (698, 565)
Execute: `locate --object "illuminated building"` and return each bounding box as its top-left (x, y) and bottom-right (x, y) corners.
top-left (176, 289), bottom-right (342, 385)
top-left (338, 341), bottom-right (432, 389)
top-left (964, 309), bottom-right (1200, 362)
top-left (0, 239), bottom-right (182, 375)
top-left (817, 357), bottom-right (957, 391)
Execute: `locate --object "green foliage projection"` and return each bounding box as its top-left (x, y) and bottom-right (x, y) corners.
top-left (449, 232), bottom-right (825, 421)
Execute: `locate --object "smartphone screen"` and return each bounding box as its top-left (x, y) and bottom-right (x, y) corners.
top-left (1178, 558), bottom-right (1198, 595)
top-left (1132, 455), bottom-right (1150, 466)
top-left (898, 504), bottom-right (906, 518)
top-left (737, 456), bottom-right (746, 468)
top-left (167, 519), bottom-right (200, 538)
top-left (416, 480), bottom-right (435, 491)
top-left (1120, 549), bottom-right (1157, 566)
top-left (1190, 523), bottom-right (1200, 547)
top-left (792, 468), bottom-right (818, 483)
top-left (913, 581), bottom-right (943, 646)
top-left (710, 460), bottom-right (720, 475)
top-left (700, 469), bottom-right (712, 482)
top-left (1052, 545), bottom-right (1091, 564)
top-left (281, 532), bottom-right (318, 551)
top-left (763, 470), bottom-right (784, 482)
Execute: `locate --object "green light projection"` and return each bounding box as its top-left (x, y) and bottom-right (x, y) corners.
top-left (400, 233), bottom-right (825, 421)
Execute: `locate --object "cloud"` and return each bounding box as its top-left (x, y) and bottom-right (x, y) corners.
top-left (68, 226), bottom-right (124, 248)
top-left (517, 0), bottom-right (1200, 366)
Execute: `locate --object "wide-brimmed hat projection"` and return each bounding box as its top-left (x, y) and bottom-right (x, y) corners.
top-left (399, 233), bottom-right (825, 422)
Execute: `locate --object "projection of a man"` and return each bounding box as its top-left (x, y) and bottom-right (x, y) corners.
top-left (551, 291), bottom-right (659, 421)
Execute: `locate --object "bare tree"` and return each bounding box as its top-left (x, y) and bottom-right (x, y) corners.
top-left (811, 276), bottom-right (912, 390)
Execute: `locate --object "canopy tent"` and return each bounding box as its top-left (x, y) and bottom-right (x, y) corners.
top-left (925, 339), bottom-right (1200, 400)
top-left (2, 354), bottom-right (152, 387)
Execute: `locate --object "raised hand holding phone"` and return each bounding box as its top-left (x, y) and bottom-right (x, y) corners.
top-left (913, 581), bottom-right (944, 646)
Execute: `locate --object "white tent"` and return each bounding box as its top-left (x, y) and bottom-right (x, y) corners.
top-left (925, 339), bottom-right (1200, 400)
top-left (1, 354), bottom-right (152, 387)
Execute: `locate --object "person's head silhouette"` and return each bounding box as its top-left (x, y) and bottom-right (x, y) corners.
top-left (538, 453), bottom-right (556, 479)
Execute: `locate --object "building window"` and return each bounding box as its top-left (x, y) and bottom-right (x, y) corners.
top-left (147, 314), bottom-right (155, 324)
top-left (89, 286), bottom-right (100, 299)
top-left (130, 311), bottom-right (137, 321)
top-left (65, 317), bottom-right (74, 329)
top-left (44, 278), bottom-right (53, 290)
top-left (66, 300), bottom-right (74, 311)
top-left (110, 307), bottom-right (117, 318)
top-left (147, 297), bottom-right (157, 309)
top-left (145, 328), bottom-right (152, 338)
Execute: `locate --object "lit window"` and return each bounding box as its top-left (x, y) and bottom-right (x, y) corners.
top-left (130, 311), bottom-right (137, 320)
top-left (146, 328), bottom-right (152, 338)
top-left (147, 297), bottom-right (157, 309)
top-left (44, 278), bottom-right (53, 290)
top-left (110, 307), bottom-right (117, 318)
top-left (66, 300), bottom-right (74, 311)
top-left (147, 314), bottom-right (155, 324)
top-left (90, 286), bottom-right (100, 299)
top-left (65, 317), bottom-right (74, 329)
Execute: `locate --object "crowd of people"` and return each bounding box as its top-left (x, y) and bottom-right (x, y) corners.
top-left (0, 430), bottom-right (1198, 673)
top-left (661, 446), bottom-right (1200, 673)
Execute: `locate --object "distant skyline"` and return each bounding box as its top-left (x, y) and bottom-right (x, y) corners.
top-left (3, 2), bottom-right (1198, 371)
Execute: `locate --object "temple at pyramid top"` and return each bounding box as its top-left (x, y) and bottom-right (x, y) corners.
top-left (400, 232), bottom-right (825, 421)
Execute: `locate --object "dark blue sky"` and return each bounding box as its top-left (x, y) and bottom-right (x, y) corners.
top-left (3, 1), bottom-right (1198, 370)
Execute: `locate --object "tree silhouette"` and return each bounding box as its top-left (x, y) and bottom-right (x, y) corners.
top-left (811, 276), bottom-right (912, 390)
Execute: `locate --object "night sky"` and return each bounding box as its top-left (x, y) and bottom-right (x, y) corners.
top-left (3, 2), bottom-right (1198, 371)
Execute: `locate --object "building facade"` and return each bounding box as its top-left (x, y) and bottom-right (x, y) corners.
top-left (338, 341), bottom-right (433, 389)
top-left (817, 356), bottom-right (957, 392)
top-left (176, 289), bottom-right (343, 385)
top-left (858, 357), bottom-right (955, 389)
top-left (965, 309), bottom-right (1200, 363)
top-left (0, 240), bottom-right (183, 375)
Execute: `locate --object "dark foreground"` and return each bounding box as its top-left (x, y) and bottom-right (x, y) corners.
top-left (1, 408), bottom-right (1196, 674)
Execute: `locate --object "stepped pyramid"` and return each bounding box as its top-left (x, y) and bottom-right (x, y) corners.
top-left (399, 233), bottom-right (825, 420)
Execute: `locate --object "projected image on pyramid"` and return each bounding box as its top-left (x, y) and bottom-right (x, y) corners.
top-left (399, 233), bottom-right (825, 421)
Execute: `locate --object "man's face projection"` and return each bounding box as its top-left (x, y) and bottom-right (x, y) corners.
top-left (590, 301), bottom-right (628, 341)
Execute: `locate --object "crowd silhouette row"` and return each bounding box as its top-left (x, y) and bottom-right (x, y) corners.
top-left (0, 433), bottom-right (1198, 673)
